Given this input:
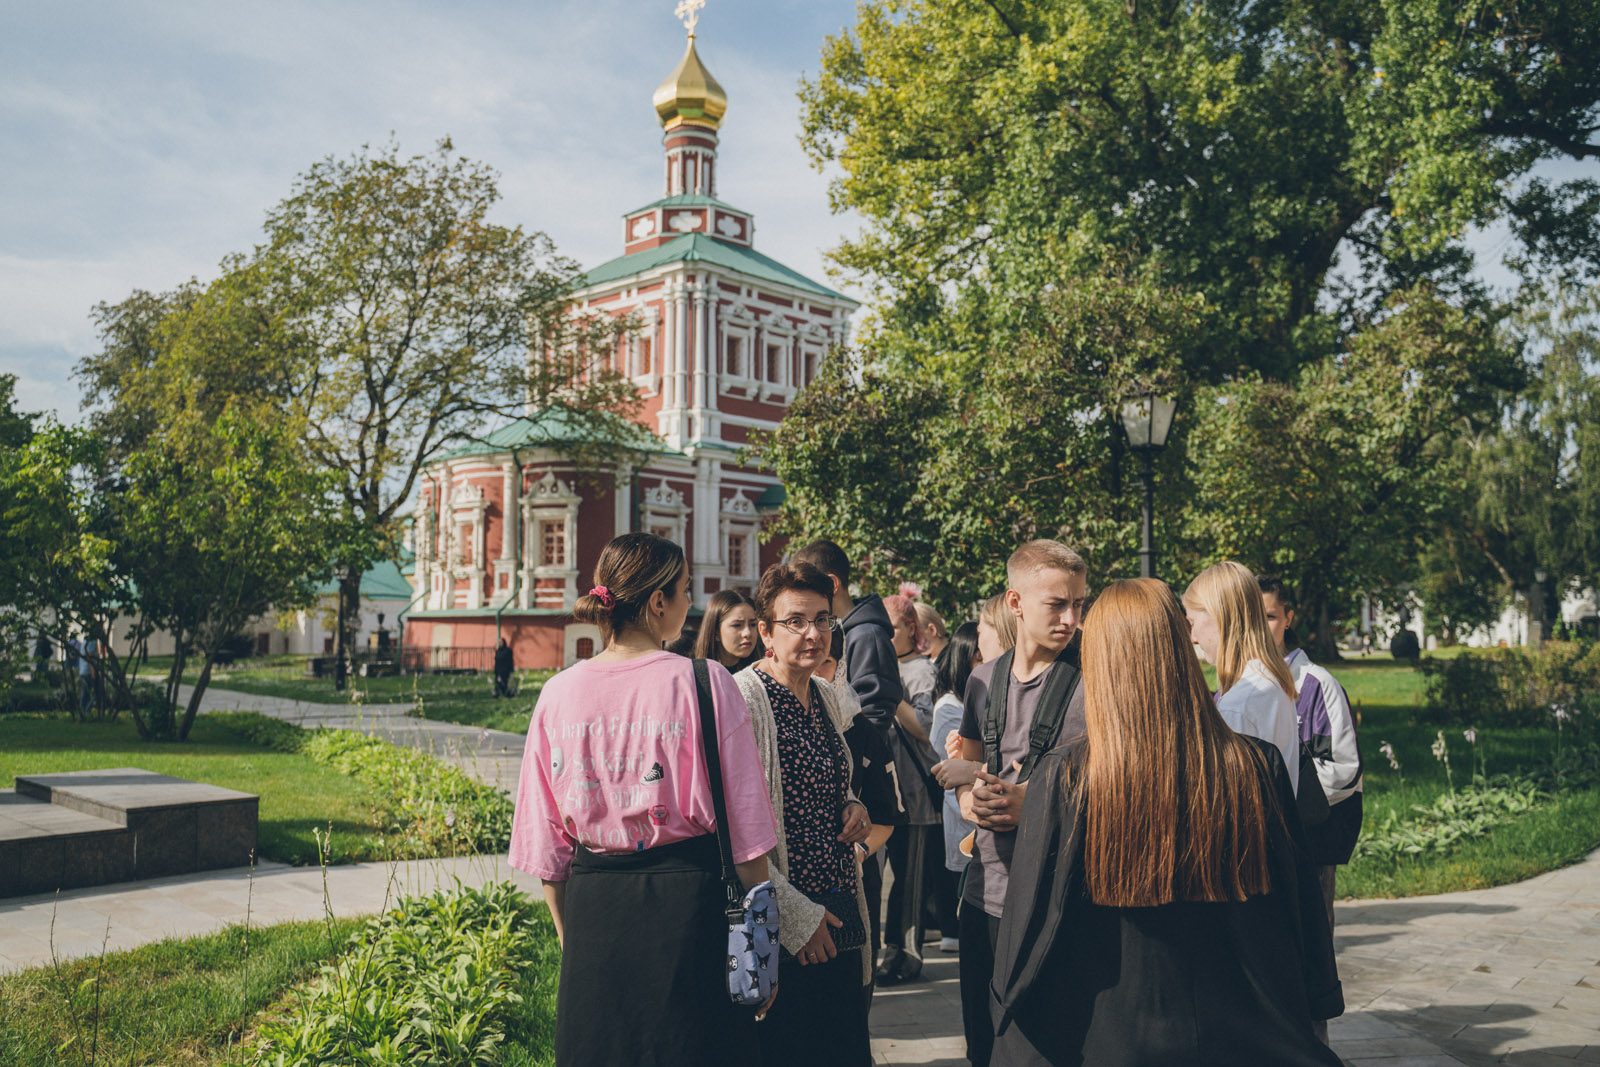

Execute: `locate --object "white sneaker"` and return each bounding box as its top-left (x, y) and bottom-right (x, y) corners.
top-left (939, 936), bottom-right (959, 953)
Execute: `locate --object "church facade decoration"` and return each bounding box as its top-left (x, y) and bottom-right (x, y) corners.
top-left (402, 21), bottom-right (857, 671)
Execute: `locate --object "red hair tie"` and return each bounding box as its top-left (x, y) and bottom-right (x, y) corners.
top-left (589, 586), bottom-right (615, 608)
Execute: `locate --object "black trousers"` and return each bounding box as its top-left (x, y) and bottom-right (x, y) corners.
top-left (930, 853), bottom-right (961, 938)
top-left (759, 947), bottom-right (870, 1067)
top-left (959, 905), bottom-right (1002, 1067)
top-left (884, 824), bottom-right (930, 952)
top-left (863, 852), bottom-right (884, 956)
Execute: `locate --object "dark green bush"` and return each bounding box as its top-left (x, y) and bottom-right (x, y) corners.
top-left (1390, 629), bottom-right (1422, 663)
top-left (1423, 640), bottom-right (1600, 725)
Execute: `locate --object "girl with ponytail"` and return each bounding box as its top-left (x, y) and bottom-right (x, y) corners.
top-left (509, 533), bottom-right (779, 1066)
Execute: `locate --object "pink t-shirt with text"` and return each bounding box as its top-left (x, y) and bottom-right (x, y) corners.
top-left (508, 651), bottom-right (778, 882)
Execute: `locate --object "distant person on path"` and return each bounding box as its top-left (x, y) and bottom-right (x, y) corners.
top-left (929, 621), bottom-right (983, 953)
top-left (989, 579), bottom-right (1343, 1066)
top-left (1258, 574), bottom-right (1364, 1043)
top-left (79, 635), bottom-right (97, 716)
top-left (733, 561), bottom-right (876, 1067)
top-left (877, 593), bottom-right (942, 984)
top-left (791, 539), bottom-right (904, 965)
top-left (695, 588), bottom-right (764, 674)
top-left (508, 533), bottom-right (778, 1067)
top-left (493, 638), bottom-right (514, 698)
top-left (1182, 561), bottom-right (1301, 795)
top-left (33, 633), bottom-right (52, 680)
top-left (954, 541), bottom-right (1089, 1067)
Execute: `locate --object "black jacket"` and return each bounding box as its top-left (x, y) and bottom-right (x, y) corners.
top-left (841, 594), bottom-right (903, 730)
top-left (990, 737), bottom-right (1343, 1067)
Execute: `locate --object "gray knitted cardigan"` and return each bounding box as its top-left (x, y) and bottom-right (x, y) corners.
top-left (733, 664), bottom-right (874, 987)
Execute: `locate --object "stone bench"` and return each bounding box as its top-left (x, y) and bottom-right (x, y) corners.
top-left (0, 768), bottom-right (258, 897)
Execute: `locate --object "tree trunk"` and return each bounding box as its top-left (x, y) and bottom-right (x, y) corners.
top-left (334, 565), bottom-right (362, 688)
top-left (176, 653), bottom-right (216, 741)
top-left (1305, 596), bottom-right (1343, 662)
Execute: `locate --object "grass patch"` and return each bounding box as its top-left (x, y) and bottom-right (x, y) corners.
top-left (172, 662), bottom-right (549, 735)
top-left (206, 712), bottom-right (513, 856)
top-left (0, 916), bottom-right (361, 1067)
top-left (1320, 654), bottom-right (1600, 899)
top-left (0, 715), bottom-right (394, 865)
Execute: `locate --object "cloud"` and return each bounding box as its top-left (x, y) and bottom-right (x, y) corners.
top-left (0, 0), bottom-right (866, 423)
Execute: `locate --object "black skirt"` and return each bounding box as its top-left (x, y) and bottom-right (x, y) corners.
top-left (555, 834), bottom-right (757, 1067)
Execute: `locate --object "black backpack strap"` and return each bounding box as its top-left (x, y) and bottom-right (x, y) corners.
top-left (693, 659), bottom-right (744, 920)
top-left (982, 649), bottom-right (1015, 775)
top-left (1017, 657), bottom-right (1080, 782)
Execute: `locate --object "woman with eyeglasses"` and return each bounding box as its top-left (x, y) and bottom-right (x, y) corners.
top-left (695, 588), bottom-right (764, 673)
top-left (734, 560), bottom-right (876, 1067)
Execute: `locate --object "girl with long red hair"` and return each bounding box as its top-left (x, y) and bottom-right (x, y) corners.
top-left (989, 579), bottom-right (1341, 1066)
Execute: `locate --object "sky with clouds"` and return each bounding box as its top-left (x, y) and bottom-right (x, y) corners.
top-left (0, 0), bottom-right (866, 423)
top-left (3, 1), bottom-right (1570, 427)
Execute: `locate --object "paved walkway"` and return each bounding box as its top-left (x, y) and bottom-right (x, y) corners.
top-left (4, 684), bottom-right (1597, 1065)
top-left (179, 683), bottom-right (526, 790)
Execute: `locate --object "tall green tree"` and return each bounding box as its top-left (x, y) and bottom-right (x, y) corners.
top-left (1178, 289), bottom-right (1518, 655)
top-left (80, 140), bottom-right (643, 672)
top-left (114, 411), bottom-right (342, 739)
top-left (1423, 285), bottom-right (1600, 637)
top-left (765, 269), bottom-right (1208, 609)
top-left (801, 0), bottom-right (1600, 376)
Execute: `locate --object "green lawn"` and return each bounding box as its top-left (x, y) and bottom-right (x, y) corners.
top-left (169, 661), bottom-right (550, 735)
top-left (1320, 654), bottom-right (1600, 899)
top-left (0, 715), bottom-right (394, 865)
top-left (0, 917), bottom-right (361, 1067)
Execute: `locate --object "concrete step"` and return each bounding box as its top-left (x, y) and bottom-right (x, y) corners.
top-left (2, 769), bottom-right (258, 898)
top-left (0, 789), bottom-right (132, 896)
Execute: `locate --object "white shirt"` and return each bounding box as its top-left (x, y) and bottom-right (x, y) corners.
top-left (1216, 659), bottom-right (1300, 794)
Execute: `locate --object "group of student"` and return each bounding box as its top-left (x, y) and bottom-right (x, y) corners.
top-left (507, 532), bottom-right (1363, 1066)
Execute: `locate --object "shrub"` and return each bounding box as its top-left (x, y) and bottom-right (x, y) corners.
top-left (1389, 629), bottom-right (1421, 663)
top-left (207, 710), bottom-right (514, 855)
top-left (1423, 640), bottom-right (1600, 726)
top-left (252, 882), bottom-right (549, 1067)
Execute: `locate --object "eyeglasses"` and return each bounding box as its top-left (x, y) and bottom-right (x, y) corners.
top-left (773, 615), bottom-right (839, 635)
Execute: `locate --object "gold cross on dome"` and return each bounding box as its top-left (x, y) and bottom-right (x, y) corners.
top-left (675, 0), bottom-right (704, 35)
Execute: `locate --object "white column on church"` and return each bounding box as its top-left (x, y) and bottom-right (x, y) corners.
top-left (674, 281), bottom-right (692, 446)
top-left (690, 280), bottom-right (709, 442)
top-left (499, 462), bottom-right (517, 564)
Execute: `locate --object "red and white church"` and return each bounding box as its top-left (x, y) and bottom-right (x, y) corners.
top-left (402, 23), bottom-right (857, 671)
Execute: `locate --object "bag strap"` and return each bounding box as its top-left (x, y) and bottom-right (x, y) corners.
top-left (693, 658), bottom-right (745, 920)
top-left (982, 649), bottom-right (1015, 775)
top-left (1018, 655), bottom-right (1080, 782)
top-left (985, 648), bottom-right (1081, 784)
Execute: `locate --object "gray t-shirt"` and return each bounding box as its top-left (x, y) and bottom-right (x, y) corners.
top-left (957, 656), bottom-right (1086, 917)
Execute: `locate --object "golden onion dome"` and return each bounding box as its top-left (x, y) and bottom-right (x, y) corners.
top-left (653, 36), bottom-right (727, 130)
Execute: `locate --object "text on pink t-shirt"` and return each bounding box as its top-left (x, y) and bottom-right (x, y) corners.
top-left (508, 652), bottom-right (778, 882)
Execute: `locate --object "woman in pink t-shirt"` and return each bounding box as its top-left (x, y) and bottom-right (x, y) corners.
top-left (508, 533), bottom-right (778, 1067)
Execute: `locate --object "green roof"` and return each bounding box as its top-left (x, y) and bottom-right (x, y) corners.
top-left (442, 409), bottom-right (660, 461)
top-left (315, 558), bottom-right (414, 600)
top-left (630, 193), bottom-right (747, 213)
top-left (756, 484), bottom-right (786, 511)
top-left (583, 233), bottom-right (855, 303)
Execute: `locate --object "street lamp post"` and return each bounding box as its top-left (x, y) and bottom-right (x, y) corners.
top-left (1119, 392), bottom-right (1178, 580)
